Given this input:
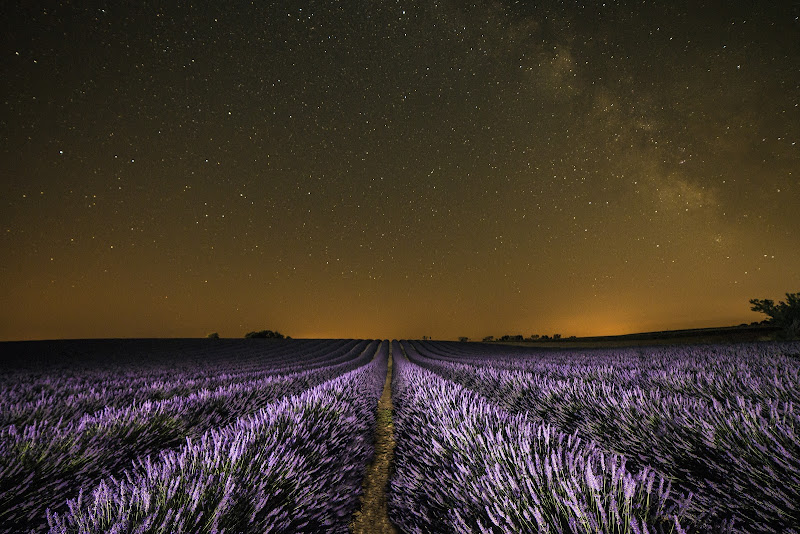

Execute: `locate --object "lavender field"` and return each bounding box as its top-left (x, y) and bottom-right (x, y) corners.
top-left (0, 338), bottom-right (798, 533)
top-left (389, 340), bottom-right (800, 534)
top-left (0, 339), bottom-right (387, 533)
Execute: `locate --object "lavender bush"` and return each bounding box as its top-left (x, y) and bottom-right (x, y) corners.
top-left (47, 341), bottom-right (387, 533)
top-left (403, 340), bottom-right (800, 533)
top-left (1, 339), bottom-right (360, 429)
top-left (389, 341), bottom-right (692, 533)
top-left (0, 339), bottom-right (382, 532)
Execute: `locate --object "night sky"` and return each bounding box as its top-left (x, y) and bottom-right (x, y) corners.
top-left (2, 1), bottom-right (799, 341)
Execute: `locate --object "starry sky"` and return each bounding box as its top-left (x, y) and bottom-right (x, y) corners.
top-left (2, 1), bottom-right (799, 341)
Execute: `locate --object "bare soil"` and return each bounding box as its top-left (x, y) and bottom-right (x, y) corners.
top-left (350, 350), bottom-right (398, 534)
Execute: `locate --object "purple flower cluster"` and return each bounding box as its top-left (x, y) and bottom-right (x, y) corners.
top-left (389, 341), bottom-right (692, 533)
top-left (402, 340), bottom-right (800, 533)
top-left (1, 339), bottom-right (362, 429)
top-left (0, 339), bottom-right (384, 533)
top-left (46, 342), bottom-right (387, 533)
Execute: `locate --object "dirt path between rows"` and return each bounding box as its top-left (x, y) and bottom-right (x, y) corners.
top-left (350, 348), bottom-right (398, 534)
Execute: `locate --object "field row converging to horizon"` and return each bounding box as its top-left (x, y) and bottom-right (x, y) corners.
top-left (0, 338), bottom-right (798, 533)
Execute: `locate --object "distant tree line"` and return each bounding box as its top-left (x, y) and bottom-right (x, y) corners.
top-left (480, 333), bottom-right (575, 343)
top-left (245, 330), bottom-right (287, 339)
top-left (469, 293), bottom-right (800, 344)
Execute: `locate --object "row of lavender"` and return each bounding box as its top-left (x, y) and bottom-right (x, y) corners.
top-left (388, 340), bottom-right (692, 533)
top-left (47, 342), bottom-right (388, 533)
top-left (0, 339), bottom-right (384, 532)
top-left (403, 340), bottom-right (800, 533)
top-left (408, 341), bottom-right (800, 407)
top-left (1, 338), bottom-right (359, 428)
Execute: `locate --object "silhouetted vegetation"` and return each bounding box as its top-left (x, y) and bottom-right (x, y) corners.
top-left (482, 333), bottom-right (573, 342)
top-left (207, 332), bottom-right (220, 339)
top-left (458, 337), bottom-right (469, 342)
top-left (750, 292), bottom-right (800, 338)
top-left (244, 330), bottom-right (285, 339)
